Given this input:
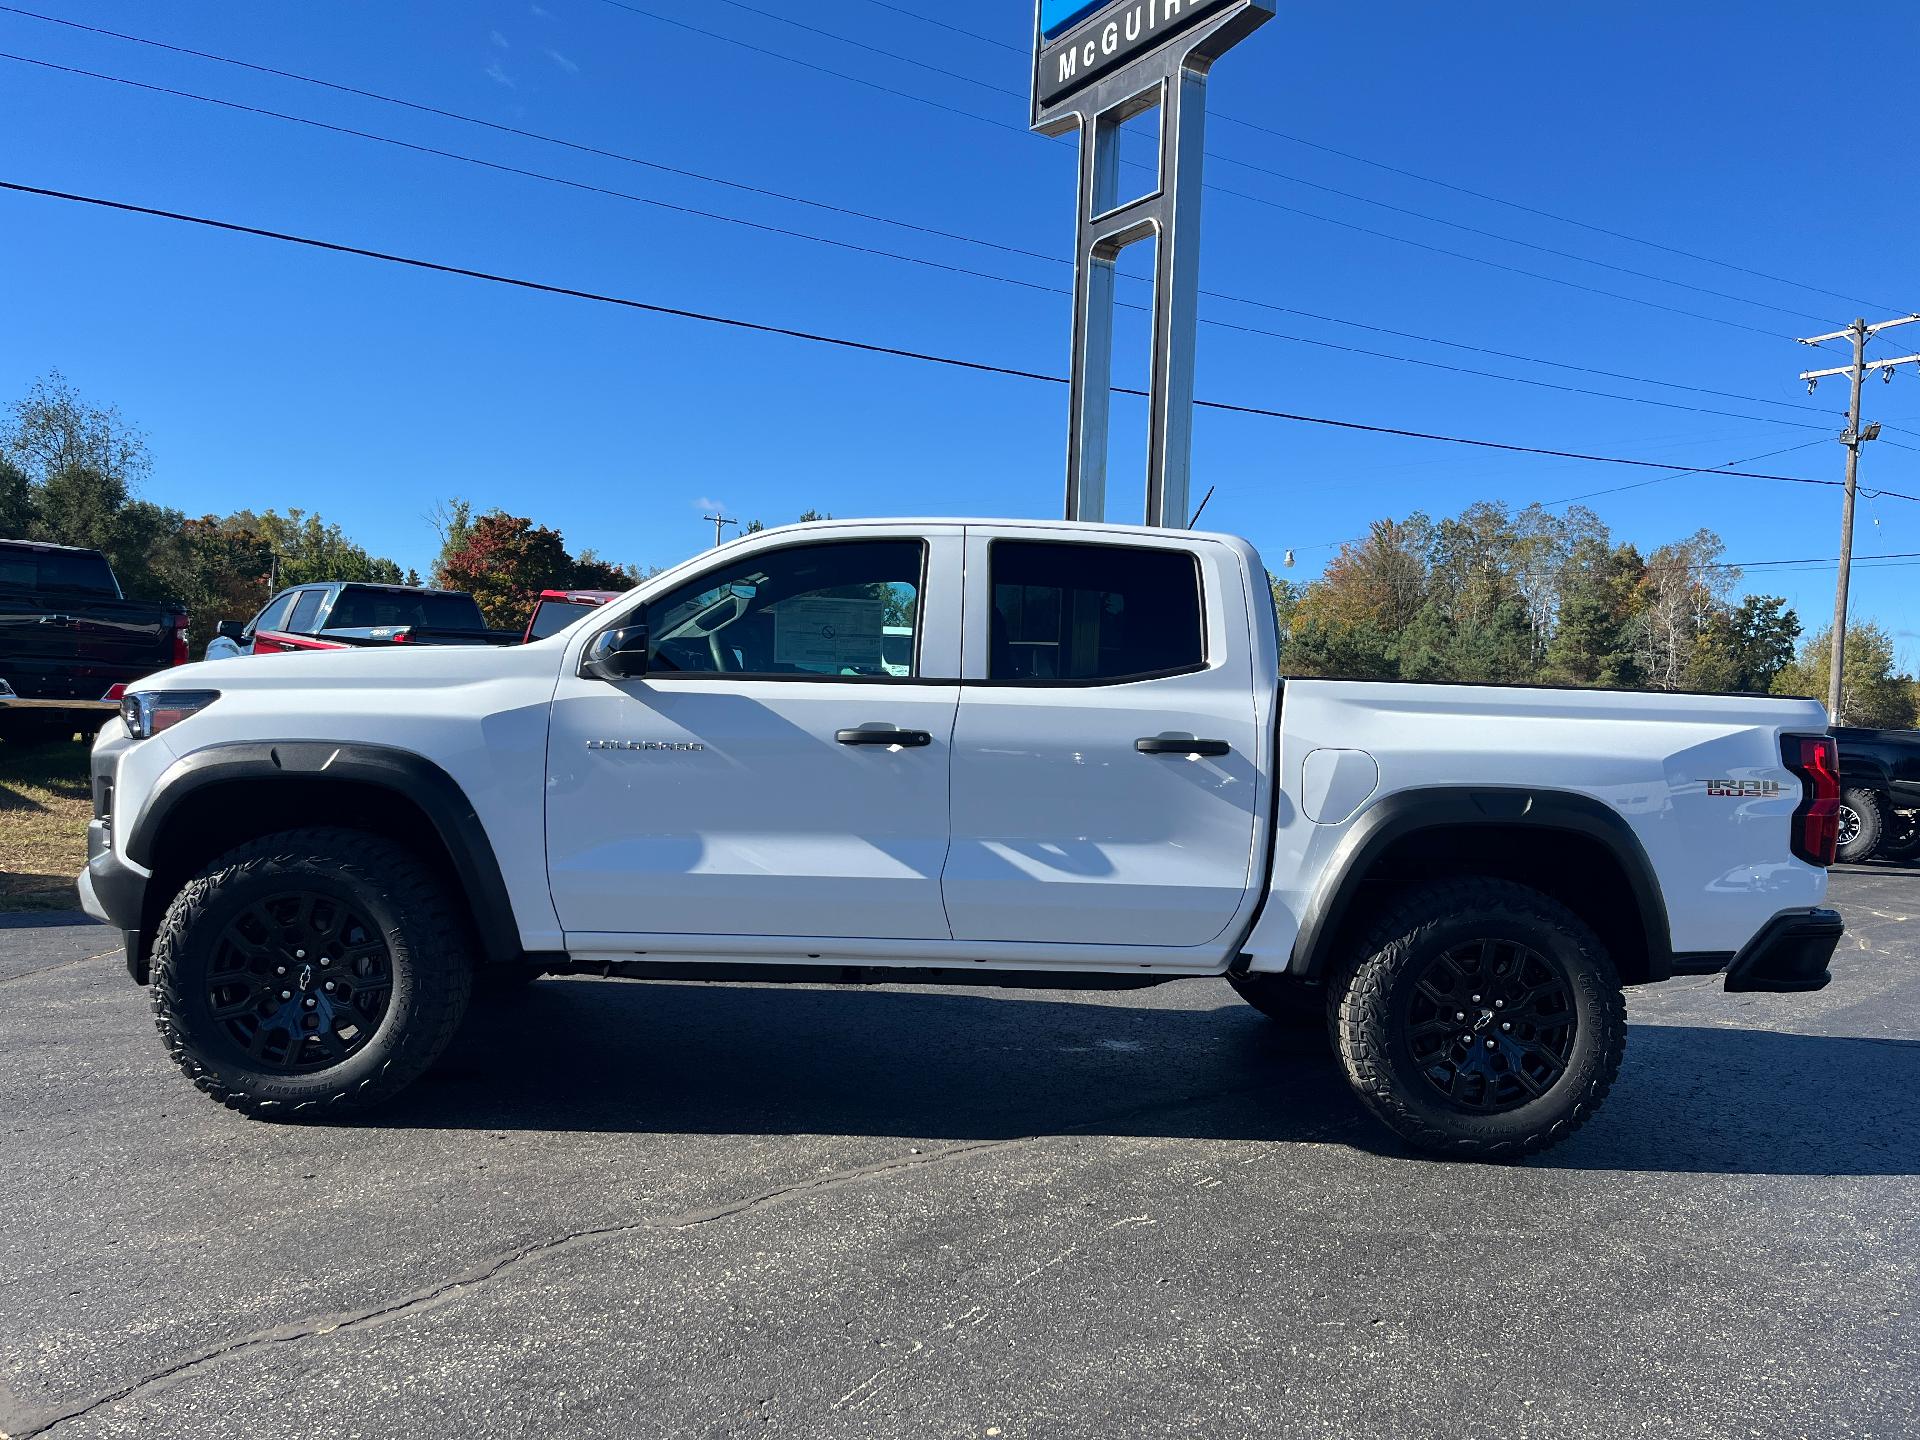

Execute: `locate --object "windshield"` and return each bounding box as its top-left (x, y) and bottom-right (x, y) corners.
top-left (325, 588), bottom-right (488, 631)
top-left (0, 545), bottom-right (120, 597)
top-left (528, 598), bottom-right (599, 640)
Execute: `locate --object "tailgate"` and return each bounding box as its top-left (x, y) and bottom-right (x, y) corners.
top-left (0, 593), bottom-right (174, 699)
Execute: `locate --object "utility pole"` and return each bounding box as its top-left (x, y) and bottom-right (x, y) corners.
top-left (702, 513), bottom-right (737, 548)
top-left (1796, 314), bottom-right (1920, 721)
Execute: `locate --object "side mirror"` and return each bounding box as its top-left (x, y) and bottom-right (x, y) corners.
top-left (581, 624), bottom-right (649, 682)
top-left (214, 619), bottom-right (247, 643)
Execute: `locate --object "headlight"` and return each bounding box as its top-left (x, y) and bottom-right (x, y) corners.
top-left (120, 689), bottom-right (221, 740)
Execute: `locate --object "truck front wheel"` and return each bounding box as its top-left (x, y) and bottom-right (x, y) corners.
top-left (149, 827), bottom-right (473, 1119)
top-left (1329, 879), bottom-right (1625, 1161)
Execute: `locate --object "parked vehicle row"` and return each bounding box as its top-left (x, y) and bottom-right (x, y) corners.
top-left (0, 539), bottom-right (188, 744)
top-left (204, 581), bottom-right (519, 659)
top-left (81, 517), bottom-right (1845, 1160)
top-left (1832, 726), bottom-right (1920, 864)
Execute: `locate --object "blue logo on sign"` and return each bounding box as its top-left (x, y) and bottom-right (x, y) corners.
top-left (1040, 0), bottom-right (1108, 39)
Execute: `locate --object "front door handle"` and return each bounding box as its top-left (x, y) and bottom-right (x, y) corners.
top-left (1136, 737), bottom-right (1231, 757)
top-left (837, 727), bottom-right (932, 748)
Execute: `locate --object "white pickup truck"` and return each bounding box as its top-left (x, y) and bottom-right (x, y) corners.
top-left (80, 519), bottom-right (1846, 1159)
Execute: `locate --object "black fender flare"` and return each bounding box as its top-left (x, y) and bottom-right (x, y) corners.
top-left (127, 740), bottom-right (521, 965)
top-left (1286, 786), bottom-right (1673, 982)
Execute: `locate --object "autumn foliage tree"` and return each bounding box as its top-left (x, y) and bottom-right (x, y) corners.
top-left (1277, 500), bottom-right (1831, 699)
top-left (429, 504), bottom-right (646, 630)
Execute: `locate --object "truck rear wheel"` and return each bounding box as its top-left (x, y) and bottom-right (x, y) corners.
top-left (1328, 878), bottom-right (1625, 1161)
top-left (149, 827), bottom-right (473, 1119)
top-left (1836, 787), bottom-right (1886, 864)
top-left (1880, 810), bottom-right (1920, 863)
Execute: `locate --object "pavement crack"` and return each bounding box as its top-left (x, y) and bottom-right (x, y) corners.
top-left (14, 1084), bottom-right (1346, 1435)
top-left (0, 948), bottom-right (121, 986)
top-left (9, 1137), bottom-right (1024, 1437)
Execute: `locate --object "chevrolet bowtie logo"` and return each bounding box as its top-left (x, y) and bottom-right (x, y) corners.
top-left (586, 739), bottom-right (705, 752)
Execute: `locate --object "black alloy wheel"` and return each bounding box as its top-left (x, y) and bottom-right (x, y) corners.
top-left (1404, 937), bottom-right (1576, 1113)
top-left (204, 892), bottom-right (394, 1074)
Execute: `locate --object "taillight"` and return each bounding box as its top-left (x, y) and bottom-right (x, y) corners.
top-left (170, 613), bottom-right (191, 667)
top-left (1782, 734), bottom-right (1840, 867)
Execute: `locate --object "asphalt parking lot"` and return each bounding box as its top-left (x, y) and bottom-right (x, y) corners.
top-left (2, 868), bottom-right (1916, 1440)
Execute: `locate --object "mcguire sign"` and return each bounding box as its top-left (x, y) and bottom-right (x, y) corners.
top-left (1034, 0), bottom-right (1240, 109)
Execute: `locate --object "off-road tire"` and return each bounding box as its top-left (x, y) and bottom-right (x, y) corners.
top-left (150, 827), bottom-right (473, 1119)
top-left (1227, 972), bottom-right (1328, 1033)
top-left (1879, 810), bottom-right (1920, 863)
top-left (1328, 878), bottom-right (1626, 1162)
top-left (1836, 787), bottom-right (1886, 864)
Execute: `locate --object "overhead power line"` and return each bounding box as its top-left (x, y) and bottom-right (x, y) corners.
top-left (693, 0), bottom-right (1839, 329)
top-left (0, 48), bottom-right (1849, 435)
top-left (570, 0), bottom-right (1814, 346)
top-left (845, 0), bottom-right (1904, 318)
top-left (0, 10), bottom-right (1852, 421)
top-left (12, 179), bottom-right (1914, 506)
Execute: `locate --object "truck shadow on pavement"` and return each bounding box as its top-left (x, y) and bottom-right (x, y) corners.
top-left (383, 978), bottom-right (1920, 1178)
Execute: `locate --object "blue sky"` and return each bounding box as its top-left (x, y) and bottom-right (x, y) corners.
top-left (2, 1), bottom-right (1917, 656)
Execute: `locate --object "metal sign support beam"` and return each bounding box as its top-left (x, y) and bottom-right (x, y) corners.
top-left (1033, 0), bottom-right (1273, 527)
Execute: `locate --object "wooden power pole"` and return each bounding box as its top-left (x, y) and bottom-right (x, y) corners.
top-left (1796, 314), bottom-right (1920, 721)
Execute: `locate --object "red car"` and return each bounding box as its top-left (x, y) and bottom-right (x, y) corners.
top-left (523, 589), bottom-right (622, 642)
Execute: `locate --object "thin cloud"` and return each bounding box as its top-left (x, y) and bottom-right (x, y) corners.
top-left (530, 4), bottom-right (552, 15)
top-left (695, 498), bottom-right (728, 513)
top-left (543, 47), bottom-right (579, 74)
top-left (484, 60), bottom-right (516, 89)
top-left (489, 29), bottom-right (509, 49)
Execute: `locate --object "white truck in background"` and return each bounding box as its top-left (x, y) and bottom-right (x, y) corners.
top-left (80, 518), bottom-right (1844, 1159)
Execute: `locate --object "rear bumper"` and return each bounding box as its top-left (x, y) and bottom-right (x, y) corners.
top-left (1723, 908), bottom-right (1844, 993)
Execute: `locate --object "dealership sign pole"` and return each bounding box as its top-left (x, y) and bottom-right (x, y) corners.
top-left (1033, 0), bottom-right (1272, 526)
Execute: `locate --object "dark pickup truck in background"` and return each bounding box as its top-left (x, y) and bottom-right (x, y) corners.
top-left (203, 580), bottom-right (517, 659)
top-left (0, 539), bottom-right (187, 743)
top-left (1833, 726), bottom-right (1920, 864)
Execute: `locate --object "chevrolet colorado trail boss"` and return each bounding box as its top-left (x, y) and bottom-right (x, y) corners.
top-left (80, 520), bottom-right (1846, 1159)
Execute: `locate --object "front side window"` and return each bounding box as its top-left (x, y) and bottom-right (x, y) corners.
top-left (249, 590), bottom-right (298, 637)
top-left (643, 540), bottom-right (922, 679)
top-left (988, 541), bottom-right (1204, 682)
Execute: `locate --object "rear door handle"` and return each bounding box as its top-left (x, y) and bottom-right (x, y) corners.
top-left (837, 727), bottom-right (932, 748)
top-left (1136, 737), bottom-right (1231, 757)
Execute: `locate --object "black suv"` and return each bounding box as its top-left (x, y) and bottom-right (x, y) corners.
top-left (1832, 726), bottom-right (1920, 863)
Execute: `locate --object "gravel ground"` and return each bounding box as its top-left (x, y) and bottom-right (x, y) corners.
top-left (1, 866), bottom-right (1915, 1439)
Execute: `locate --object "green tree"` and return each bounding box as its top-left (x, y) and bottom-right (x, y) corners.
top-left (1, 370), bottom-right (151, 488)
top-left (1690, 595), bottom-right (1799, 693)
top-left (1540, 540), bottom-right (1643, 687)
top-left (226, 508), bottom-right (403, 588)
top-left (1396, 596), bottom-right (1534, 683)
top-left (1771, 622), bottom-right (1917, 727)
top-left (152, 518), bottom-right (274, 655)
top-left (0, 456), bottom-right (32, 538)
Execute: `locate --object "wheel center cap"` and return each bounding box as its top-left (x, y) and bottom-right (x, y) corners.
top-left (297, 964), bottom-right (313, 992)
top-left (1472, 1007), bottom-right (1496, 1031)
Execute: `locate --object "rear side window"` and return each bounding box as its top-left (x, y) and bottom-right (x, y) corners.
top-left (0, 545), bottom-right (119, 596)
top-left (286, 589), bottom-right (327, 634)
top-left (529, 598), bottom-right (597, 640)
top-left (988, 541), bottom-right (1204, 682)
